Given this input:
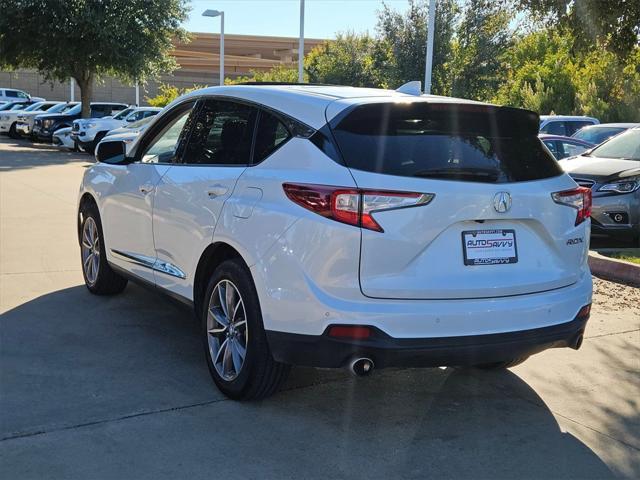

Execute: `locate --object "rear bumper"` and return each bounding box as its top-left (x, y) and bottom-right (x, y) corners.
top-left (266, 313), bottom-right (589, 369)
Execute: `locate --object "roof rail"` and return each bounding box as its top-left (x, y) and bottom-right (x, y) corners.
top-left (236, 81), bottom-right (336, 86)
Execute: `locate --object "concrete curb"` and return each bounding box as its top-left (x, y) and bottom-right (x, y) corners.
top-left (589, 251), bottom-right (640, 287)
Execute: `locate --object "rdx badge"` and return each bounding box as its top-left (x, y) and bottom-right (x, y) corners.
top-left (566, 237), bottom-right (584, 245)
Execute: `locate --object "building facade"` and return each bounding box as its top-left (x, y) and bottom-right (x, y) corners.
top-left (0, 33), bottom-right (323, 105)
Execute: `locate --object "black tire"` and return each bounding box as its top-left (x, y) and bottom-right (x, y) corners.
top-left (202, 258), bottom-right (290, 400)
top-left (79, 204), bottom-right (128, 295)
top-left (474, 356), bottom-right (529, 370)
top-left (8, 122), bottom-right (19, 139)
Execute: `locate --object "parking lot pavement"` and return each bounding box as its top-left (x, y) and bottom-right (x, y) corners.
top-left (1, 137), bottom-right (639, 479)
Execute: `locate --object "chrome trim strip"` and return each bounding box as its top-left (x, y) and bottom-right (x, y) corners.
top-left (153, 260), bottom-right (187, 280)
top-left (111, 249), bottom-right (186, 280)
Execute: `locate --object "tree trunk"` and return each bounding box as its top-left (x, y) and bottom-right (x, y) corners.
top-left (76, 74), bottom-right (94, 118)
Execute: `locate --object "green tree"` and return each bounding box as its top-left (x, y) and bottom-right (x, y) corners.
top-left (494, 29), bottom-right (577, 114)
top-left (513, 0), bottom-right (640, 56)
top-left (0, 0), bottom-right (189, 117)
top-left (305, 33), bottom-right (381, 87)
top-left (225, 64), bottom-right (301, 85)
top-left (146, 83), bottom-right (206, 108)
top-left (574, 46), bottom-right (640, 122)
top-left (375, 0), bottom-right (458, 93)
top-left (450, 0), bottom-right (513, 101)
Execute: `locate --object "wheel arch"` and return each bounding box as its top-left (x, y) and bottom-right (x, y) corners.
top-left (77, 192), bottom-right (98, 245)
top-left (193, 242), bottom-right (250, 316)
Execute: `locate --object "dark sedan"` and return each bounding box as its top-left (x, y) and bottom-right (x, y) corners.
top-left (560, 128), bottom-right (640, 245)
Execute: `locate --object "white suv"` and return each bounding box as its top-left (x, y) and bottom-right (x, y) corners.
top-left (72, 106), bottom-right (161, 153)
top-left (78, 85), bottom-right (593, 400)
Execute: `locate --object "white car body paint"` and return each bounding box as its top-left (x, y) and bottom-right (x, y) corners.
top-left (78, 85), bottom-right (592, 364)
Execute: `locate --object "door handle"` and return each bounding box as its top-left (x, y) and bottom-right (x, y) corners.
top-left (139, 184), bottom-right (154, 194)
top-left (207, 185), bottom-right (228, 198)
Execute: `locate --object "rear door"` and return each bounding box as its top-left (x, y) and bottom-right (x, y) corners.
top-left (328, 100), bottom-right (588, 300)
top-left (152, 98), bottom-right (258, 297)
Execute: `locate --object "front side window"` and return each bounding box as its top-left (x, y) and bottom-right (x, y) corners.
top-left (561, 141), bottom-right (589, 158)
top-left (566, 121), bottom-right (593, 136)
top-left (182, 100), bottom-right (257, 166)
top-left (141, 105), bottom-right (194, 164)
top-left (541, 121), bottom-right (567, 136)
top-left (253, 110), bottom-right (291, 163)
top-left (6, 90), bottom-right (18, 98)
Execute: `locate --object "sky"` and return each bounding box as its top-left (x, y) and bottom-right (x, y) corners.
top-left (185, 0), bottom-right (412, 39)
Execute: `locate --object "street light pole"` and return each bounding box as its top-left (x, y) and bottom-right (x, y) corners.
top-left (70, 78), bottom-right (75, 102)
top-left (298, 0), bottom-right (305, 82)
top-left (202, 9), bottom-right (225, 86)
top-left (424, 0), bottom-right (436, 94)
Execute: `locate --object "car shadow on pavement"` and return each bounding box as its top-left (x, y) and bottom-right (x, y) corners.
top-left (0, 137), bottom-right (91, 170)
top-left (0, 283), bottom-right (619, 478)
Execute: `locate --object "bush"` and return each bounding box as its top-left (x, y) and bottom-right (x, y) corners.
top-left (146, 83), bottom-right (207, 107)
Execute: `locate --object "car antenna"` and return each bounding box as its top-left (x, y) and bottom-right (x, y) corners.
top-left (396, 81), bottom-right (422, 96)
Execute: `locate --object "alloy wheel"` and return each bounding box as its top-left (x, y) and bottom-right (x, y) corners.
top-left (81, 217), bottom-right (100, 285)
top-left (207, 279), bottom-right (248, 381)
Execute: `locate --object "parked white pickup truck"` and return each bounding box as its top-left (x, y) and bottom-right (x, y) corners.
top-left (71, 106), bottom-right (161, 153)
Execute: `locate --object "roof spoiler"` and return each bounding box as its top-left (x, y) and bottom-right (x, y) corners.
top-left (396, 81), bottom-right (422, 96)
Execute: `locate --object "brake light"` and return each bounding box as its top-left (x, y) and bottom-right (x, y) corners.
top-left (283, 183), bottom-right (434, 232)
top-left (552, 187), bottom-right (592, 226)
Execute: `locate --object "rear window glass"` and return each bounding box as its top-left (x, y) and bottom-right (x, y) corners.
top-left (330, 102), bottom-right (562, 183)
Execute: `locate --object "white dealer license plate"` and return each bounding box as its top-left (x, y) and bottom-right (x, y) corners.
top-left (462, 229), bottom-right (518, 266)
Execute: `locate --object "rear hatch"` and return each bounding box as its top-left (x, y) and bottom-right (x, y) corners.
top-left (327, 100), bottom-right (587, 300)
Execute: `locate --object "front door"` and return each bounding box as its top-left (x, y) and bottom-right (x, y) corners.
top-left (102, 102), bottom-right (195, 283)
top-left (152, 99), bottom-right (258, 299)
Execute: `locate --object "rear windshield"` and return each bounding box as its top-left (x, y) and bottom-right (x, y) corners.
top-left (329, 102), bottom-right (562, 183)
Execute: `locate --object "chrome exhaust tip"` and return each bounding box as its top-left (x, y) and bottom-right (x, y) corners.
top-left (348, 357), bottom-right (375, 377)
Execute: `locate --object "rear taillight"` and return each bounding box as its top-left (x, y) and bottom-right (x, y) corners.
top-left (282, 183), bottom-right (434, 232)
top-left (552, 187), bottom-right (592, 226)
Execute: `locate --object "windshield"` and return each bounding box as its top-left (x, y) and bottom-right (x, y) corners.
top-left (24, 103), bottom-right (46, 112)
top-left (113, 107), bottom-right (134, 120)
top-left (590, 129), bottom-right (640, 160)
top-left (62, 104), bottom-right (82, 115)
top-left (46, 103), bottom-right (74, 114)
top-left (573, 126), bottom-right (626, 145)
top-left (330, 102), bottom-right (562, 183)
top-left (125, 116), bottom-right (154, 129)
top-left (9, 103), bottom-right (29, 111)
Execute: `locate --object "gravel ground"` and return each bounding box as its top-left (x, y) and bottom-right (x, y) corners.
top-left (592, 276), bottom-right (640, 313)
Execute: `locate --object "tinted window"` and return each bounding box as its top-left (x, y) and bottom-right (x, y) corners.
top-left (543, 140), bottom-right (559, 159)
top-left (183, 100), bottom-right (257, 166)
top-left (141, 105), bottom-right (194, 164)
top-left (253, 110), bottom-right (291, 163)
top-left (330, 102), bottom-right (562, 183)
top-left (590, 129), bottom-right (640, 161)
top-left (541, 121), bottom-right (567, 136)
top-left (6, 90), bottom-right (18, 98)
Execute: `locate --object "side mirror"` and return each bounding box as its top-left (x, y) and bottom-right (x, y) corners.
top-left (95, 140), bottom-right (128, 164)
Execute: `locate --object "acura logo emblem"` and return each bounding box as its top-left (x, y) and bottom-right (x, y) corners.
top-left (493, 192), bottom-right (512, 213)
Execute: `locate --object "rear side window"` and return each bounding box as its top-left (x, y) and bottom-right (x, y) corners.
top-left (330, 102), bottom-right (562, 183)
top-left (253, 110), bottom-right (291, 163)
top-left (6, 90), bottom-right (18, 98)
top-left (540, 121), bottom-right (566, 135)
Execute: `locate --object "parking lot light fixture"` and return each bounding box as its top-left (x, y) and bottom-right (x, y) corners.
top-left (202, 9), bottom-right (225, 86)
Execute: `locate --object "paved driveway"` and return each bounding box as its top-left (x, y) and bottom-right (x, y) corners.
top-left (1, 138), bottom-right (639, 479)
